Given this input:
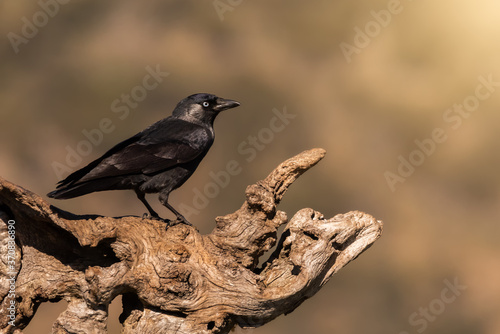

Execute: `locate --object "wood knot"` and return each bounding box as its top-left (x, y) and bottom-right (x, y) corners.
top-left (245, 183), bottom-right (275, 214)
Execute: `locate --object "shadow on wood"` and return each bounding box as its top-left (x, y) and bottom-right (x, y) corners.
top-left (0, 148), bottom-right (382, 334)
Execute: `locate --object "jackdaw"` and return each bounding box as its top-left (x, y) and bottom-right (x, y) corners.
top-left (48, 93), bottom-right (240, 226)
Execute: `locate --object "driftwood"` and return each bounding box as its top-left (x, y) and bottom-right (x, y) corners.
top-left (0, 148), bottom-right (382, 334)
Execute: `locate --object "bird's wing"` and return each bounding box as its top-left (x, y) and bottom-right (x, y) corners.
top-left (57, 118), bottom-right (212, 187)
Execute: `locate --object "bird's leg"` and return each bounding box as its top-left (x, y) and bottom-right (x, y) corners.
top-left (159, 192), bottom-right (193, 227)
top-left (135, 190), bottom-right (161, 219)
top-left (164, 202), bottom-right (193, 227)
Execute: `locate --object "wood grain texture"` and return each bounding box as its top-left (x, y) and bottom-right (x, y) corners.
top-left (0, 148), bottom-right (382, 333)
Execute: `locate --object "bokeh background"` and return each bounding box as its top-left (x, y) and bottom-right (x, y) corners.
top-left (1, 1), bottom-right (500, 333)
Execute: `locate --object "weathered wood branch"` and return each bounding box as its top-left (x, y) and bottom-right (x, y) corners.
top-left (0, 148), bottom-right (382, 334)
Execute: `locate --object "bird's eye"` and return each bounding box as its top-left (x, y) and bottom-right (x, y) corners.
top-left (202, 101), bottom-right (210, 107)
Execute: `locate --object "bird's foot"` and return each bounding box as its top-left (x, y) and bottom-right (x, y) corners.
top-left (142, 213), bottom-right (195, 230)
top-left (142, 212), bottom-right (163, 221)
top-left (175, 216), bottom-right (194, 227)
top-left (162, 216), bottom-right (195, 230)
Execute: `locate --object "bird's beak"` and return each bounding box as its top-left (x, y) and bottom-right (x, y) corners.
top-left (214, 97), bottom-right (240, 112)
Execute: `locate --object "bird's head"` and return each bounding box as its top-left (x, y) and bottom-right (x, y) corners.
top-left (173, 93), bottom-right (240, 125)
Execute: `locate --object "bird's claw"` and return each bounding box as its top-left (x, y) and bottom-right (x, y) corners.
top-left (167, 217), bottom-right (193, 226)
top-left (142, 213), bottom-right (194, 230)
top-left (176, 216), bottom-right (193, 227)
top-left (160, 217), bottom-right (194, 230)
top-left (142, 213), bottom-right (163, 221)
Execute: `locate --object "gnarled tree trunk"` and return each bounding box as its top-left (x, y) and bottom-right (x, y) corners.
top-left (0, 148), bottom-right (382, 333)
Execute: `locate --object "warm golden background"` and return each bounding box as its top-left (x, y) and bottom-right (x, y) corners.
top-left (1, 1), bottom-right (499, 333)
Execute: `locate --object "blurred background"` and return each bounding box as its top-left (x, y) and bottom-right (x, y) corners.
top-left (1, 0), bottom-right (499, 333)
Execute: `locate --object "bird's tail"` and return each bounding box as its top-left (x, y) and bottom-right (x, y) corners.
top-left (47, 178), bottom-right (122, 199)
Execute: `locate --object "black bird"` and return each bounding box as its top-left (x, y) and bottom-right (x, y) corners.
top-left (48, 93), bottom-right (240, 225)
